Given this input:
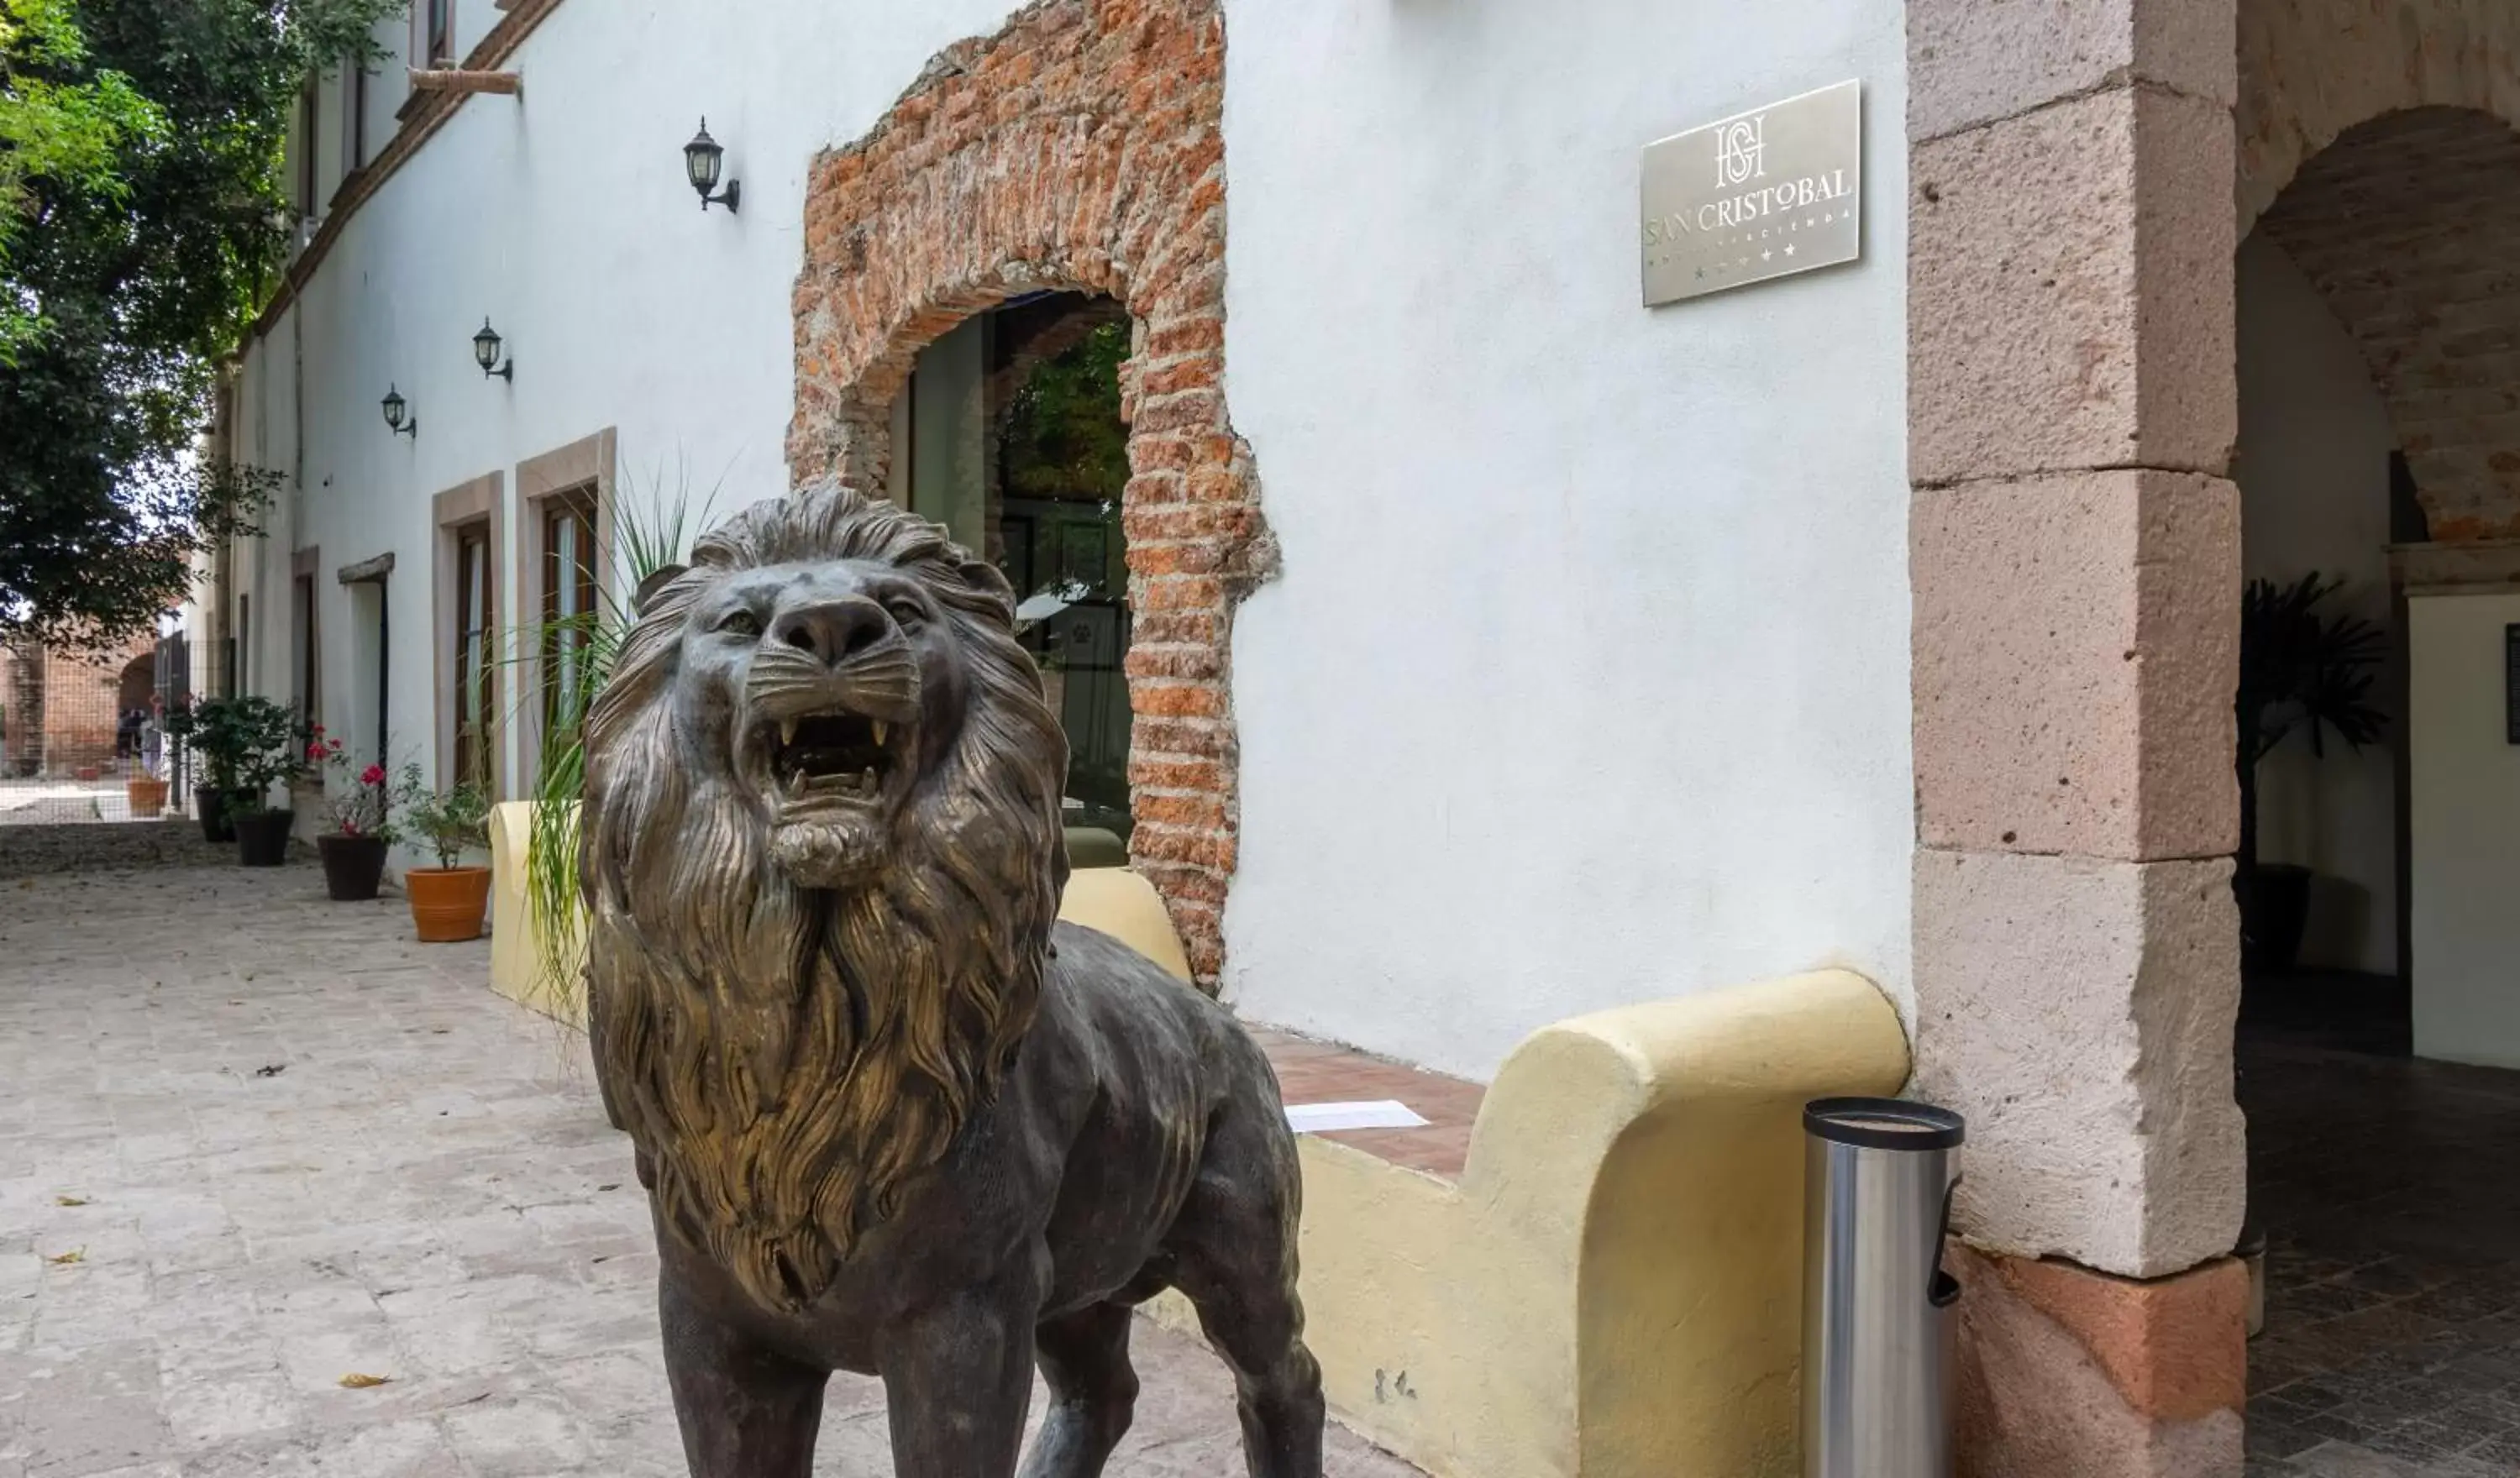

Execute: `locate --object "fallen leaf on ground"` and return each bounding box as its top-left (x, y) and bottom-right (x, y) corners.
top-left (45, 1248), bottom-right (84, 1265)
top-left (253, 1064), bottom-right (285, 1077)
top-left (338, 1372), bottom-right (391, 1389)
top-left (53, 1196), bottom-right (87, 1207)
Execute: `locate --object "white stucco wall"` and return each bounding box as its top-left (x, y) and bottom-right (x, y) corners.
top-left (2407, 590), bottom-right (2520, 1067)
top-left (1219, 0), bottom-right (1913, 1077)
top-left (223, 0), bottom-right (1918, 1077)
top-left (224, 0), bottom-right (1035, 809)
top-left (2234, 233), bottom-right (2400, 977)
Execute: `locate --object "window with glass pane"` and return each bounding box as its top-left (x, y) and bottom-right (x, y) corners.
top-left (423, 0), bottom-right (454, 66)
top-left (541, 493), bottom-right (598, 742)
top-left (452, 521), bottom-right (492, 788)
top-left (894, 295), bottom-right (1134, 847)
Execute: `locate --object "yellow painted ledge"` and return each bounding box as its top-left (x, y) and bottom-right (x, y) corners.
top-left (1156, 970), bottom-right (1910, 1478)
top-left (488, 800), bottom-right (585, 1027)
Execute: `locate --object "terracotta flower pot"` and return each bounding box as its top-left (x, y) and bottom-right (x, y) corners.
top-left (125, 777), bottom-right (169, 819)
top-left (318, 835), bottom-right (390, 901)
top-left (234, 810), bottom-right (294, 867)
top-left (407, 865), bottom-right (491, 942)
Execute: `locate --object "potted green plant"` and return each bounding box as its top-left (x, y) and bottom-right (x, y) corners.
top-left (226, 697), bottom-right (304, 867)
top-left (406, 780), bottom-right (492, 941)
top-left (163, 698), bottom-right (259, 843)
top-left (308, 731), bottom-right (422, 900)
top-left (2237, 573), bottom-right (2389, 970)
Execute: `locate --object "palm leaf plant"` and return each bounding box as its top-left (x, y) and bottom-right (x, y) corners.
top-left (2235, 572), bottom-right (2390, 966)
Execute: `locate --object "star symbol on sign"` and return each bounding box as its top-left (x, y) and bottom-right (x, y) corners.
top-left (1761, 249), bottom-right (1773, 261)
top-left (1784, 244), bottom-right (1797, 256)
top-left (1694, 267), bottom-right (1705, 280)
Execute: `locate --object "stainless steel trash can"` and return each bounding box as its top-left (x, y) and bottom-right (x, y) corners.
top-left (1801, 1097), bottom-right (1966, 1478)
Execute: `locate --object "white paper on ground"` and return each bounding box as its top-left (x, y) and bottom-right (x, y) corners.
top-left (1284, 1100), bottom-right (1428, 1134)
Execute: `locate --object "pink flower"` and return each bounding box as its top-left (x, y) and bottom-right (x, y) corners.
top-left (310, 725), bottom-right (324, 736)
top-left (360, 764), bottom-right (386, 786)
top-left (307, 742), bottom-right (327, 760)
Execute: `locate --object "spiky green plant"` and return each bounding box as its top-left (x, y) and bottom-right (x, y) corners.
top-left (499, 459), bottom-right (715, 1016)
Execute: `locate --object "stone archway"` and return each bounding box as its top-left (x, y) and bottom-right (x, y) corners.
top-left (1908, 2), bottom-right (2520, 1475)
top-left (788, 0), bottom-right (1263, 985)
top-left (2254, 107), bottom-right (2520, 541)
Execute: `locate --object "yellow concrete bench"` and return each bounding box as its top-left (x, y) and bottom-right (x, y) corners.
top-left (487, 801), bottom-right (1908, 1475)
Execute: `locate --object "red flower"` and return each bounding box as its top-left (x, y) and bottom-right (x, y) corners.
top-left (360, 764), bottom-right (386, 785)
top-left (328, 738), bottom-right (344, 752)
top-left (311, 725), bottom-right (324, 735)
top-left (307, 742), bottom-right (327, 760)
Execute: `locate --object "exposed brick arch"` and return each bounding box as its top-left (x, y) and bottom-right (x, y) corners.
top-left (2255, 107), bottom-right (2520, 540)
top-left (788, 0), bottom-right (1265, 985)
top-left (2238, 0), bottom-right (2520, 232)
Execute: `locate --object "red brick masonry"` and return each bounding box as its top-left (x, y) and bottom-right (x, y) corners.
top-left (790, 0), bottom-right (1263, 988)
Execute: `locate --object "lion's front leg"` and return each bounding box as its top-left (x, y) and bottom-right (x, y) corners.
top-left (881, 1279), bottom-right (1042, 1478)
top-left (659, 1252), bottom-right (828, 1478)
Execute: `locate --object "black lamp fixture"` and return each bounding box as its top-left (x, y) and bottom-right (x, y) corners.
top-left (381, 384), bottom-right (417, 438)
top-left (683, 118), bottom-right (741, 214)
top-left (472, 317), bottom-right (514, 381)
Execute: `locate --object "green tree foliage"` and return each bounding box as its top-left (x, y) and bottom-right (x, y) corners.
top-left (0, 0), bottom-right (402, 647)
top-left (1000, 319), bottom-right (1132, 505)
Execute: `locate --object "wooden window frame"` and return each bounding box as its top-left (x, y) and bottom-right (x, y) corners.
top-left (432, 473), bottom-right (506, 797)
top-left (291, 547), bottom-right (323, 730)
top-left (342, 53), bottom-right (368, 175)
top-left (516, 429), bottom-right (616, 787)
top-left (416, 0), bottom-right (456, 68)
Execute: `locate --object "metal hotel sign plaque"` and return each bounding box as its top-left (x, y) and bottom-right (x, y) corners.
top-left (1641, 79), bottom-right (1863, 306)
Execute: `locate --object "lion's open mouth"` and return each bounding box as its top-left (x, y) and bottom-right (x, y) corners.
top-left (755, 710), bottom-right (906, 810)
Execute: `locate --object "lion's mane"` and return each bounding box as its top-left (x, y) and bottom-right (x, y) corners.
top-left (580, 482), bottom-right (1068, 1312)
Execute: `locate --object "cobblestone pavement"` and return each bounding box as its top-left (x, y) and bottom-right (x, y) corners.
top-left (0, 863), bottom-right (1419, 1477)
top-left (2242, 1027), bottom-right (2520, 1478)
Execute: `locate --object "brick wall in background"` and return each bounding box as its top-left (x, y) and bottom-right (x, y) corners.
top-left (1, 636), bottom-right (155, 778)
top-left (789, 0), bottom-right (1262, 988)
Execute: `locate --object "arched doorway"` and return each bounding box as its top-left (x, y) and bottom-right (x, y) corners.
top-left (788, 0), bottom-right (1263, 988)
top-left (885, 291), bottom-right (1139, 862)
top-left (1903, 1), bottom-right (2520, 1472)
top-left (2231, 103), bottom-right (2520, 1470)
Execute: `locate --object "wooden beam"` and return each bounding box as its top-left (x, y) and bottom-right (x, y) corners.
top-left (407, 68), bottom-right (522, 97)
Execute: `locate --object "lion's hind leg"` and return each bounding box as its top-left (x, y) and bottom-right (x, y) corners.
top-left (1019, 1300), bottom-right (1140, 1477)
top-left (1165, 1096), bottom-right (1326, 1478)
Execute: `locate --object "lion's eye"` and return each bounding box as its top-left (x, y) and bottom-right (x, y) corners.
top-left (715, 610), bottom-right (763, 638)
top-left (886, 599), bottom-right (926, 628)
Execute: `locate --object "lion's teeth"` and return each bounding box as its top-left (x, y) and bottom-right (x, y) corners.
top-left (872, 721), bottom-right (887, 746)
top-left (780, 718), bottom-right (798, 747)
top-left (861, 767), bottom-right (877, 792)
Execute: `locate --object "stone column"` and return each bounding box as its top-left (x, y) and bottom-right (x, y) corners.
top-left (1906, 1), bottom-right (2250, 1472)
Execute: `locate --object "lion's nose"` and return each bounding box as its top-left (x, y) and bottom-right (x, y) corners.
top-left (771, 598), bottom-right (891, 667)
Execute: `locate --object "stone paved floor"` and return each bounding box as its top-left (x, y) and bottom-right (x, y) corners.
top-left (0, 862), bottom-right (1420, 1477)
top-left (2241, 1023), bottom-right (2520, 1477)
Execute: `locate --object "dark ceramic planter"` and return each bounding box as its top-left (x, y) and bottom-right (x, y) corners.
top-left (194, 785), bottom-right (240, 843)
top-left (234, 810), bottom-right (294, 868)
top-left (318, 834), bottom-right (390, 900)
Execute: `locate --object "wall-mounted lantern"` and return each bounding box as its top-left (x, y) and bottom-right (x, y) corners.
top-left (381, 385), bottom-right (418, 438)
top-left (684, 118), bottom-right (741, 214)
top-left (472, 317), bottom-right (515, 382)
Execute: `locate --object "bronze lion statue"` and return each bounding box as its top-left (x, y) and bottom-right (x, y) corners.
top-left (580, 483), bottom-right (1323, 1477)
